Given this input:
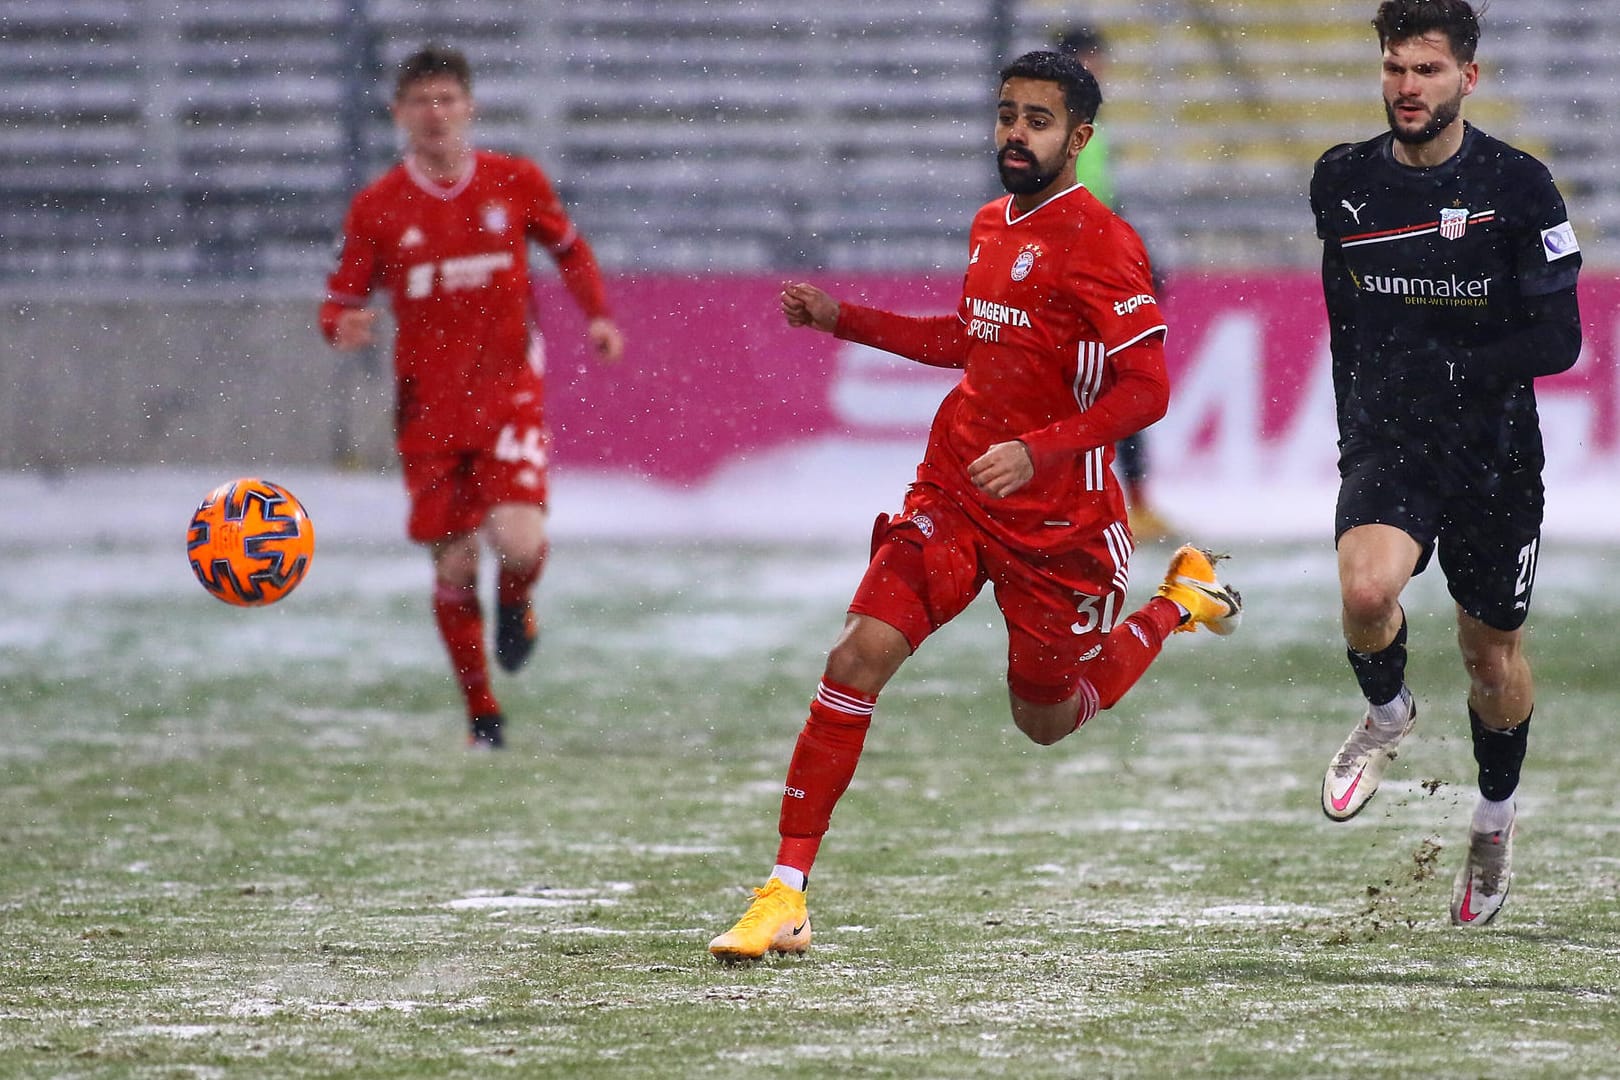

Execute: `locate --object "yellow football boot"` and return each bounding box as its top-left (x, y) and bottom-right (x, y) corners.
top-left (709, 877), bottom-right (811, 963)
top-left (1155, 545), bottom-right (1243, 635)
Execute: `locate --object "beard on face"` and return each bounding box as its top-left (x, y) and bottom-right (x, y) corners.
top-left (1385, 90), bottom-right (1464, 146)
top-left (997, 145), bottom-right (1067, 195)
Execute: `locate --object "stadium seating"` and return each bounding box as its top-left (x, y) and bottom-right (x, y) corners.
top-left (1024, 0), bottom-right (1540, 268)
top-left (0, 0), bottom-right (1610, 282)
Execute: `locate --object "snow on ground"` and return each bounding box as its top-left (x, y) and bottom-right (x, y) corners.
top-left (4, 440), bottom-right (1617, 549)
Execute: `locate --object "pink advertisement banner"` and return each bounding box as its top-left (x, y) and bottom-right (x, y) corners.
top-left (535, 272), bottom-right (1619, 486)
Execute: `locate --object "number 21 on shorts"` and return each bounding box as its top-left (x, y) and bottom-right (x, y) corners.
top-left (1513, 537), bottom-right (1539, 612)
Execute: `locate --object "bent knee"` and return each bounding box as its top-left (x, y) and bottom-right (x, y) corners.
top-left (825, 622), bottom-right (911, 691)
top-left (1009, 694), bottom-right (1084, 746)
top-left (1461, 649), bottom-right (1519, 694)
top-left (1013, 715), bottom-right (1071, 746)
top-left (1341, 580), bottom-right (1400, 626)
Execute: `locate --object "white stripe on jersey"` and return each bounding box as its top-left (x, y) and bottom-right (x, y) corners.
top-left (1072, 340), bottom-right (1105, 410)
top-left (1083, 446), bottom-right (1105, 491)
top-left (1105, 324), bottom-right (1169, 354)
top-left (1073, 677), bottom-right (1101, 728)
top-left (1073, 341), bottom-right (1111, 491)
top-left (1103, 520), bottom-right (1133, 594)
top-left (816, 680), bottom-right (876, 717)
top-left (1343, 226), bottom-right (1440, 248)
top-left (1341, 210), bottom-right (1496, 249)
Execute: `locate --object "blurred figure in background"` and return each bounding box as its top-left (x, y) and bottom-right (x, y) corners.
top-left (320, 44), bottom-right (624, 749)
top-left (1311, 0), bottom-right (1581, 926)
top-left (1055, 24), bottom-right (1173, 543)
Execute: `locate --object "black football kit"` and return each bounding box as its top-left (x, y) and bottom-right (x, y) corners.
top-left (1310, 123), bottom-right (1582, 628)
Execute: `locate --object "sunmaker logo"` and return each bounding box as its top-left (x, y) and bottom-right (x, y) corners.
top-left (1349, 268), bottom-right (1492, 306)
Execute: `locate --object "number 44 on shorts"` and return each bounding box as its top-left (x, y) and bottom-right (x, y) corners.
top-left (495, 424), bottom-right (548, 470)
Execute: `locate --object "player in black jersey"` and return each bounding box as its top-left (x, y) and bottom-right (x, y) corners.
top-left (1309, 0), bottom-right (1582, 927)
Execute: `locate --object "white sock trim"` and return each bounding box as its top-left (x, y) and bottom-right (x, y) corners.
top-left (770, 865), bottom-right (806, 891)
top-left (816, 680), bottom-right (876, 717)
top-left (1367, 686), bottom-right (1412, 729)
top-left (1472, 795), bottom-right (1516, 835)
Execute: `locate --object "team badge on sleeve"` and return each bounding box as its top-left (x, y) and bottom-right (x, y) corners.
top-left (1541, 221), bottom-right (1579, 261)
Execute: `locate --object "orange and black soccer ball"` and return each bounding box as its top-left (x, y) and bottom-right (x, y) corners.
top-left (186, 478), bottom-right (315, 606)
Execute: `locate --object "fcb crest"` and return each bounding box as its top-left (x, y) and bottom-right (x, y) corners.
top-left (481, 203), bottom-right (510, 235)
top-left (1439, 207), bottom-right (1469, 240)
top-left (1010, 244), bottom-right (1042, 281)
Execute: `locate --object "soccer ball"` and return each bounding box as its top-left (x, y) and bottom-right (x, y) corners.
top-left (186, 478), bottom-right (315, 606)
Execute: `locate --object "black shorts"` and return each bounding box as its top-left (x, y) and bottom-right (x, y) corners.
top-left (1334, 441), bottom-right (1543, 631)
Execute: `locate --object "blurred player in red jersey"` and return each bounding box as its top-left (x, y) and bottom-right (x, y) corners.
top-left (320, 44), bottom-right (623, 749)
top-left (709, 51), bottom-right (1243, 962)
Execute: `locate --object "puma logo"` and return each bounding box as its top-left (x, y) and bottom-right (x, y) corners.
top-left (1341, 199), bottom-right (1367, 224)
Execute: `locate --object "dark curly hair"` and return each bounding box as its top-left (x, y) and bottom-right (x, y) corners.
top-left (998, 50), bottom-right (1103, 126)
top-left (1372, 0), bottom-right (1483, 63)
top-left (395, 43), bottom-right (472, 99)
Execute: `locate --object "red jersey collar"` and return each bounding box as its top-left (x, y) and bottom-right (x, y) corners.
top-left (1003, 181), bottom-right (1085, 225)
top-left (404, 151), bottom-right (477, 200)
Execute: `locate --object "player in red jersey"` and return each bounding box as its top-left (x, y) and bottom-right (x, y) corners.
top-left (319, 44), bottom-right (623, 749)
top-left (709, 51), bottom-right (1243, 962)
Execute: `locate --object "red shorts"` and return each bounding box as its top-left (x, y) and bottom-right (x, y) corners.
top-left (399, 421), bottom-right (550, 543)
top-left (849, 487), bottom-right (1132, 705)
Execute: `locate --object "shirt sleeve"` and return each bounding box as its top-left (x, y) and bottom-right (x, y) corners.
top-left (1308, 155), bottom-right (1336, 241)
top-left (1066, 218), bottom-right (1166, 354)
top-left (550, 235), bottom-right (612, 321)
top-left (1018, 333), bottom-right (1169, 468)
top-left (521, 160), bottom-right (580, 255)
top-left (521, 159), bottom-right (611, 320)
top-left (323, 197), bottom-right (377, 308)
top-left (834, 304), bottom-right (967, 369)
top-left (1513, 162), bottom-right (1582, 297)
top-left (319, 198), bottom-right (378, 341)
top-left (1310, 156), bottom-right (1361, 435)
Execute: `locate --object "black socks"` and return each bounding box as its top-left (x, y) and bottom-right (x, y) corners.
top-left (1471, 707), bottom-right (1531, 802)
top-left (1348, 615), bottom-right (1407, 706)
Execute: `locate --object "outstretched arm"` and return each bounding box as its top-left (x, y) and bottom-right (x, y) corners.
top-left (781, 281), bottom-right (839, 332)
top-left (782, 281), bottom-right (965, 368)
top-left (551, 235), bottom-right (624, 363)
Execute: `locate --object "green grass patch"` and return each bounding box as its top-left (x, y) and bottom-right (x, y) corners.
top-left (2, 531), bottom-right (1618, 1077)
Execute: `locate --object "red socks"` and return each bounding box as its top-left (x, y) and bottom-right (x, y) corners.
top-left (769, 597), bottom-right (1184, 876)
top-left (432, 580), bottom-right (499, 717)
top-left (776, 679), bottom-right (876, 875)
top-left (1084, 596), bottom-right (1183, 710)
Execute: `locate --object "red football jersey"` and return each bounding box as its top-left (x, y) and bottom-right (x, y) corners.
top-left (886, 186), bottom-right (1168, 554)
top-left (325, 151), bottom-right (595, 453)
